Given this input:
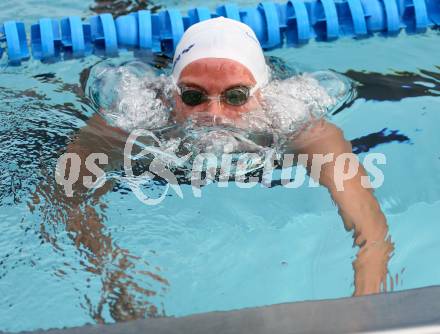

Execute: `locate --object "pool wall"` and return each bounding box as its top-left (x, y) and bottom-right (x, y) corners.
top-left (4, 285), bottom-right (440, 334)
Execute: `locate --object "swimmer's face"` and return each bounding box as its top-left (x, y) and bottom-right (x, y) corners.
top-left (173, 58), bottom-right (262, 123)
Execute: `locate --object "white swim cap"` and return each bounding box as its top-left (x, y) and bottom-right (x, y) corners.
top-left (172, 17), bottom-right (269, 89)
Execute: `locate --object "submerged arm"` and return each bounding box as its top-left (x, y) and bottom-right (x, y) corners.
top-left (289, 119), bottom-right (394, 296)
top-left (31, 114), bottom-right (166, 321)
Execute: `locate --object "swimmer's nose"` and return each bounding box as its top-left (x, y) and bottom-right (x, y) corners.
top-left (206, 99), bottom-right (224, 117)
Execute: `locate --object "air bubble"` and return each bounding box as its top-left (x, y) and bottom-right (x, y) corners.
top-left (86, 61), bottom-right (355, 160)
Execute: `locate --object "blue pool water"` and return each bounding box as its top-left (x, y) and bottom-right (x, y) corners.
top-left (1, 0), bottom-right (440, 332)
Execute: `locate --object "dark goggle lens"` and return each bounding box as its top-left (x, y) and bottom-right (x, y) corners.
top-left (181, 90), bottom-right (206, 106)
top-left (224, 87), bottom-right (250, 106)
top-left (180, 87), bottom-right (251, 107)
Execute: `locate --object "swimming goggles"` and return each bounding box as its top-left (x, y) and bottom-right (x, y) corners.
top-left (176, 85), bottom-right (259, 107)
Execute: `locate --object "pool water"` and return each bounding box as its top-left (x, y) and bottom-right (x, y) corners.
top-left (1, 0), bottom-right (440, 332)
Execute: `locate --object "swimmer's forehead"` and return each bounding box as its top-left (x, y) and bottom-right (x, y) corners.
top-left (178, 81), bottom-right (255, 91)
top-left (177, 58), bottom-right (257, 86)
top-left (177, 59), bottom-right (257, 93)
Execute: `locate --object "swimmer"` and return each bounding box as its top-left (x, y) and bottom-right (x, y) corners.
top-left (171, 18), bottom-right (394, 296)
top-left (36, 17), bottom-right (394, 309)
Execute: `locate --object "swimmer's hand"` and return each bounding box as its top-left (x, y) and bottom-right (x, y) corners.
top-left (288, 119), bottom-right (394, 296)
top-left (353, 236), bottom-right (394, 296)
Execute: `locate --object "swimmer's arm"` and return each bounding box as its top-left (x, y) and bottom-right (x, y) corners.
top-left (31, 115), bottom-right (160, 319)
top-left (289, 119), bottom-right (394, 296)
top-left (31, 114), bottom-right (125, 252)
top-left (29, 113), bottom-right (135, 271)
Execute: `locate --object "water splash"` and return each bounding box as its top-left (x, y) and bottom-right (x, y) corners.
top-left (86, 60), bottom-right (355, 162)
top-left (87, 60), bottom-right (171, 132)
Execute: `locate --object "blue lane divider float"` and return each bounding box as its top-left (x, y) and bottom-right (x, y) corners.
top-left (90, 14), bottom-right (118, 55)
top-left (158, 9), bottom-right (185, 56)
top-left (0, 20), bottom-right (29, 63)
top-left (1, 0), bottom-right (440, 64)
top-left (216, 3), bottom-right (241, 21)
top-left (308, 0), bottom-right (340, 40)
top-left (186, 7), bottom-right (212, 28)
top-left (284, 0), bottom-right (313, 44)
top-left (427, 0), bottom-right (440, 24)
top-left (336, 0), bottom-right (368, 36)
top-left (31, 18), bottom-right (61, 60)
top-left (116, 10), bottom-right (154, 51)
top-left (60, 16), bottom-right (92, 57)
top-left (399, 0), bottom-right (430, 32)
top-left (382, 0), bottom-right (403, 34)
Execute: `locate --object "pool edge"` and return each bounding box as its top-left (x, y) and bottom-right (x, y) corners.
top-left (5, 285), bottom-right (440, 334)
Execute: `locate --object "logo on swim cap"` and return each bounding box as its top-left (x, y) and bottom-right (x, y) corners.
top-left (244, 31), bottom-right (260, 44)
top-left (173, 43), bottom-right (195, 71)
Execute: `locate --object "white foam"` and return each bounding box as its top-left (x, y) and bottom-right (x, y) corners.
top-left (259, 73), bottom-right (338, 133)
top-left (87, 61), bottom-right (171, 132)
top-left (87, 61), bottom-right (355, 156)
